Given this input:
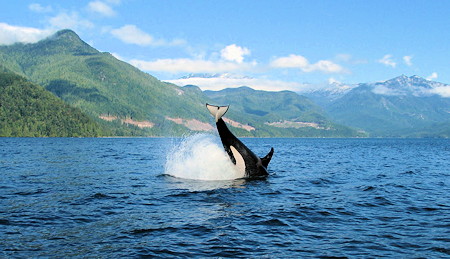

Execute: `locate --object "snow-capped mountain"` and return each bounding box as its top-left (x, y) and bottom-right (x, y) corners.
top-left (304, 75), bottom-right (450, 107)
top-left (171, 72), bottom-right (450, 137)
top-left (370, 75), bottom-right (448, 97)
top-left (301, 81), bottom-right (357, 106)
top-left (324, 75), bottom-right (450, 137)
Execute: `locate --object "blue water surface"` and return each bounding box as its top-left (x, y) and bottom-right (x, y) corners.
top-left (1, 137), bottom-right (449, 258)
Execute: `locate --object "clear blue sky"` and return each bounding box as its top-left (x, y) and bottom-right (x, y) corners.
top-left (1, 0), bottom-right (450, 91)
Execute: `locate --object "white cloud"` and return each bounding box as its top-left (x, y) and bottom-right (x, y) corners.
top-left (328, 77), bottom-right (341, 84)
top-left (0, 23), bottom-right (53, 45)
top-left (270, 54), bottom-right (346, 73)
top-left (88, 1), bottom-right (116, 17)
top-left (425, 74), bottom-right (450, 98)
top-left (130, 58), bottom-right (256, 74)
top-left (335, 53), bottom-right (368, 64)
top-left (426, 72), bottom-right (438, 81)
top-left (220, 44), bottom-right (250, 63)
top-left (110, 25), bottom-right (185, 47)
top-left (166, 76), bottom-right (306, 92)
top-left (49, 12), bottom-right (94, 30)
top-left (335, 53), bottom-right (352, 62)
top-left (271, 54), bottom-right (309, 69)
top-left (127, 43), bottom-right (255, 75)
top-left (430, 86), bottom-right (450, 98)
top-left (372, 85), bottom-right (403, 96)
top-left (105, 0), bottom-right (121, 4)
top-left (403, 55), bottom-right (413, 66)
top-left (378, 54), bottom-right (396, 68)
top-left (111, 25), bottom-right (153, 46)
top-left (310, 60), bottom-right (346, 73)
top-left (167, 38), bottom-right (188, 46)
top-left (28, 3), bottom-right (53, 13)
top-left (111, 52), bottom-right (126, 61)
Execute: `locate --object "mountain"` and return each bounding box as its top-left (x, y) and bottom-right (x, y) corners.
top-left (0, 29), bottom-right (210, 136)
top-left (205, 87), bottom-right (325, 123)
top-left (302, 81), bottom-right (356, 107)
top-left (0, 29), bottom-right (358, 137)
top-left (6, 30), bottom-right (446, 138)
top-left (325, 75), bottom-right (450, 137)
top-left (0, 68), bottom-right (102, 137)
top-left (204, 87), bottom-right (362, 137)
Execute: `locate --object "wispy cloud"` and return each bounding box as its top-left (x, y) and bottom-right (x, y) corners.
top-left (110, 24), bottom-right (185, 47)
top-left (425, 74), bottom-right (450, 98)
top-left (378, 54), bottom-right (396, 68)
top-left (49, 11), bottom-right (94, 30)
top-left (430, 86), bottom-right (450, 98)
top-left (0, 23), bottom-right (53, 45)
top-left (427, 72), bottom-right (438, 81)
top-left (271, 54), bottom-right (308, 69)
top-left (270, 54), bottom-right (347, 74)
top-left (335, 53), bottom-right (367, 64)
top-left (28, 3), bottom-right (53, 13)
top-left (87, 1), bottom-right (116, 17)
top-left (328, 77), bottom-right (341, 84)
top-left (130, 58), bottom-right (256, 74)
top-left (403, 55), bottom-right (413, 66)
top-left (372, 85), bottom-right (403, 96)
top-left (111, 25), bottom-right (153, 46)
top-left (129, 44), bottom-right (255, 74)
top-left (104, 0), bottom-right (121, 4)
top-left (111, 52), bottom-right (125, 61)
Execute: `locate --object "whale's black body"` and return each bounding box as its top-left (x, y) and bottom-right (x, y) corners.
top-left (207, 104), bottom-right (274, 179)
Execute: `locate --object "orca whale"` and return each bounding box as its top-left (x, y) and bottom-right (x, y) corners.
top-left (206, 103), bottom-right (274, 179)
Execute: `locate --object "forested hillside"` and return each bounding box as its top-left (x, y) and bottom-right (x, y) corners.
top-left (0, 69), bottom-right (102, 137)
top-left (0, 30), bottom-right (215, 136)
top-left (0, 29), bottom-right (360, 137)
top-left (205, 86), bottom-right (361, 137)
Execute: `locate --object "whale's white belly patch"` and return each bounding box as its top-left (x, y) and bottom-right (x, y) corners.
top-left (230, 145), bottom-right (246, 176)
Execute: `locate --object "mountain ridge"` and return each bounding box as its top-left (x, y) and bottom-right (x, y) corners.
top-left (0, 29), bottom-right (360, 137)
top-left (1, 29), bottom-right (449, 137)
top-left (321, 75), bottom-right (450, 137)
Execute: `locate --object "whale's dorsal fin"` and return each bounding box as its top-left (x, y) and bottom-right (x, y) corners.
top-left (206, 103), bottom-right (229, 122)
top-left (261, 147), bottom-right (274, 168)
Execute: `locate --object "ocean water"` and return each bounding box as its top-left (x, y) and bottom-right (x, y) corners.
top-left (1, 136), bottom-right (449, 258)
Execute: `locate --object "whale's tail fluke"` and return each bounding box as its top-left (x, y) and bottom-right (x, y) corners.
top-left (206, 103), bottom-right (229, 122)
top-left (261, 147), bottom-right (274, 168)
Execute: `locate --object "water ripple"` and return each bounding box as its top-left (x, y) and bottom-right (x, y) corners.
top-left (0, 138), bottom-right (449, 258)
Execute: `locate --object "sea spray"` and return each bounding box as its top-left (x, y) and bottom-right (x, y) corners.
top-left (164, 134), bottom-right (243, 180)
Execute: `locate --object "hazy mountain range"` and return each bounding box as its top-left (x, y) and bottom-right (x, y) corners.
top-left (305, 75), bottom-right (450, 137)
top-left (0, 29), bottom-right (449, 137)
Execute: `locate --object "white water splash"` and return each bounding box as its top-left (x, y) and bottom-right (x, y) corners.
top-left (165, 134), bottom-right (243, 180)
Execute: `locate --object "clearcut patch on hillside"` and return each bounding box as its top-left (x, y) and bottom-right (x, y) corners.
top-left (99, 115), bottom-right (154, 128)
top-left (266, 120), bottom-right (328, 130)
